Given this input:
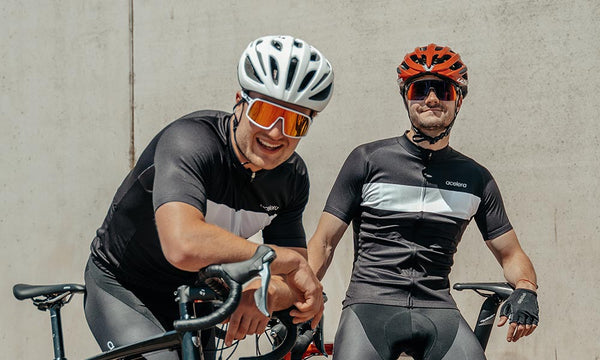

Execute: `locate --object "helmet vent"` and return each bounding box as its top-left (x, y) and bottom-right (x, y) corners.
top-left (450, 61), bottom-right (463, 71)
top-left (293, 40), bottom-right (303, 48)
top-left (299, 70), bottom-right (315, 91)
top-left (309, 83), bottom-right (332, 102)
top-left (244, 56), bottom-right (263, 84)
top-left (310, 52), bottom-right (321, 62)
top-left (438, 54), bottom-right (451, 63)
top-left (286, 57), bottom-right (299, 90)
top-left (269, 56), bottom-right (279, 85)
top-left (271, 40), bottom-right (283, 51)
top-left (310, 72), bottom-right (329, 91)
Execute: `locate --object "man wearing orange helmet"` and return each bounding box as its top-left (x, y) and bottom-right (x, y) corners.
top-left (308, 44), bottom-right (539, 359)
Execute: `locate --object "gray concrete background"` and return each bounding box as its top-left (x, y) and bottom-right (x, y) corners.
top-left (2, 1), bottom-right (599, 359)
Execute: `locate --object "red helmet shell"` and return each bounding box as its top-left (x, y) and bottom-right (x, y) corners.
top-left (397, 44), bottom-right (468, 97)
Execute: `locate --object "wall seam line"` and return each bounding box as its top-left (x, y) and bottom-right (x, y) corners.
top-left (128, 0), bottom-right (135, 169)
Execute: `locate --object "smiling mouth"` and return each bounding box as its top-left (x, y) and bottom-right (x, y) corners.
top-left (257, 138), bottom-right (283, 151)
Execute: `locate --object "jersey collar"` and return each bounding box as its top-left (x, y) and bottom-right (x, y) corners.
top-left (398, 132), bottom-right (452, 161)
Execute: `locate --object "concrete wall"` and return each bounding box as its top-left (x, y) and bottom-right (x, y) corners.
top-left (2, 1), bottom-right (599, 359)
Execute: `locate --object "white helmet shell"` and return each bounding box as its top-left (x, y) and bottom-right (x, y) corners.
top-left (238, 35), bottom-right (334, 112)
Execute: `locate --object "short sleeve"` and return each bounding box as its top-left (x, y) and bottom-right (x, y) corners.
top-left (152, 120), bottom-right (218, 214)
top-left (323, 146), bottom-right (368, 224)
top-left (474, 176), bottom-right (513, 240)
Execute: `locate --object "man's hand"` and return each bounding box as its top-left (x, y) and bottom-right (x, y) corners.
top-left (223, 286), bottom-right (269, 346)
top-left (497, 288), bottom-right (539, 342)
top-left (285, 261), bottom-right (324, 328)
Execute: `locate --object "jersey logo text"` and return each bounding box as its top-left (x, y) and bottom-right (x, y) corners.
top-left (445, 180), bottom-right (467, 188)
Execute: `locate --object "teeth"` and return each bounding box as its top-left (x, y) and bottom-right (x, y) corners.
top-left (258, 138), bottom-right (281, 150)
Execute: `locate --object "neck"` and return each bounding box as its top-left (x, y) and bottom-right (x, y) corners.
top-left (406, 129), bottom-right (450, 151)
top-left (230, 114), bottom-right (262, 172)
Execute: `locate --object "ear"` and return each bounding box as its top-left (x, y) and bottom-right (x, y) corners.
top-left (235, 91), bottom-right (242, 102)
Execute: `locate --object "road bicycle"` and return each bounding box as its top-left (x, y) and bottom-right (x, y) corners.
top-left (13, 244), bottom-right (514, 360)
top-left (13, 245), bottom-right (311, 360)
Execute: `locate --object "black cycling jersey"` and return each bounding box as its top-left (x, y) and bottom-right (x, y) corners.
top-left (325, 133), bottom-right (512, 309)
top-left (89, 110), bottom-right (309, 291)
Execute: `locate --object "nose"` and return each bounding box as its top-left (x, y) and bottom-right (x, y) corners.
top-left (266, 117), bottom-right (285, 138)
top-left (424, 88), bottom-right (440, 105)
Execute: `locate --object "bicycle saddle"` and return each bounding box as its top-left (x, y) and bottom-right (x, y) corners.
top-left (13, 283), bottom-right (85, 300)
top-left (453, 282), bottom-right (513, 299)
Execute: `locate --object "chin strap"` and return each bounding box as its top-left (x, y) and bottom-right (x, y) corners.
top-left (410, 120), bottom-right (455, 144)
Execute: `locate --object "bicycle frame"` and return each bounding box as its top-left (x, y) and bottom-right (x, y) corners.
top-left (86, 284), bottom-right (221, 360)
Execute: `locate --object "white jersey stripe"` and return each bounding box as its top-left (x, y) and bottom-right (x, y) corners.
top-left (205, 200), bottom-right (276, 238)
top-left (361, 183), bottom-right (481, 220)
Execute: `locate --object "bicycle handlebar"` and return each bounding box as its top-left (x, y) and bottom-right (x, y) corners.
top-left (267, 311), bottom-right (328, 360)
top-left (173, 245), bottom-right (276, 332)
top-left (173, 245), bottom-right (299, 360)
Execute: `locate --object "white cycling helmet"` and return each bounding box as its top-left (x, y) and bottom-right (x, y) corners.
top-left (238, 35), bottom-right (334, 112)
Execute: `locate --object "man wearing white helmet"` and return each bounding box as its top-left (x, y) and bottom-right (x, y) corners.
top-left (83, 35), bottom-right (334, 359)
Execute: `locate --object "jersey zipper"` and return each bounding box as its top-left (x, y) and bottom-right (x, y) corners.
top-left (407, 276), bottom-right (414, 308)
top-left (419, 170), bottom-right (427, 217)
top-left (250, 172), bottom-right (256, 182)
top-left (411, 152), bottom-right (432, 308)
top-left (419, 152), bottom-right (432, 216)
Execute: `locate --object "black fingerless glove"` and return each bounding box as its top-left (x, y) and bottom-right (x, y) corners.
top-left (499, 288), bottom-right (539, 325)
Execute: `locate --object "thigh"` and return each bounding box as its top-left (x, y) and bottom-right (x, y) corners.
top-left (418, 309), bottom-right (486, 360)
top-left (332, 305), bottom-right (387, 360)
top-left (84, 260), bottom-right (180, 360)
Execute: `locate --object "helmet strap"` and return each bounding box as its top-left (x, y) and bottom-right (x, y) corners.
top-left (410, 120), bottom-right (455, 144)
top-left (232, 99), bottom-right (252, 166)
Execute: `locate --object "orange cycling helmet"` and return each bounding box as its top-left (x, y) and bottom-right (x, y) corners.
top-left (397, 43), bottom-right (468, 98)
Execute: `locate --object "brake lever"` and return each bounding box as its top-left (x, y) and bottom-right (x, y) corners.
top-left (312, 316), bottom-right (326, 356)
top-left (254, 252), bottom-right (273, 317)
top-left (219, 245), bottom-right (275, 317)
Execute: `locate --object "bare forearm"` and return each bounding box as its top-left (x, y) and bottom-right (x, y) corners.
top-left (156, 202), bottom-right (306, 275)
top-left (308, 237), bottom-right (334, 280)
top-left (487, 230), bottom-right (538, 291)
top-left (307, 212), bottom-right (348, 280)
top-left (500, 251), bottom-right (538, 291)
